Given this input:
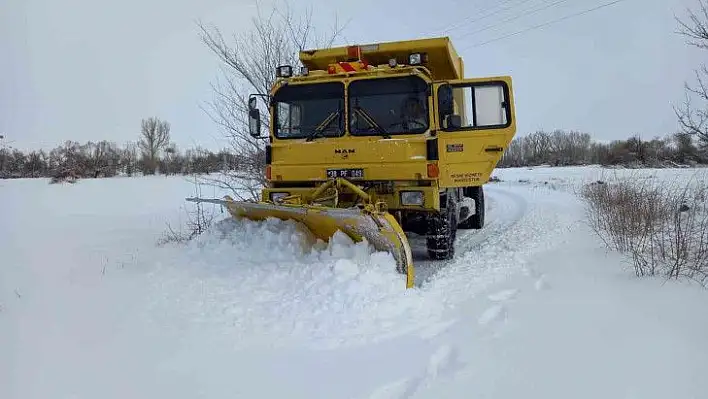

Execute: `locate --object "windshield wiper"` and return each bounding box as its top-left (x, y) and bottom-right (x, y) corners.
top-left (352, 105), bottom-right (391, 139)
top-left (305, 109), bottom-right (341, 142)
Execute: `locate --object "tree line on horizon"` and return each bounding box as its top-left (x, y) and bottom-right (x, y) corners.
top-left (0, 127), bottom-right (705, 181)
top-left (498, 130), bottom-right (707, 168)
top-left (0, 117), bottom-right (246, 181)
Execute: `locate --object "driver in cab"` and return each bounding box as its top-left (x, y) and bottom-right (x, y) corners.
top-left (401, 97), bottom-right (426, 131)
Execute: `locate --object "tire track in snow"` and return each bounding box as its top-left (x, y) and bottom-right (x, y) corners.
top-left (413, 185), bottom-right (530, 286)
top-left (384, 273), bottom-right (552, 399)
top-left (364, 344), bottom-right (466, 399)
top-left (368, 281), bottom-right (536, 398)
top-left (415, 183), bottom-right (574, 314)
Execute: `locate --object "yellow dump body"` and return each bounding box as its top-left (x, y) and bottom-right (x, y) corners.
top-left (299, 37), bottom-right (464, 80)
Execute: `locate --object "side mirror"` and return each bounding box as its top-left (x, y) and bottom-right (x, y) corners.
top-left (248, 96), bottom-right (261, 138)
top-left (249, 108), bottom-right (261, 138)
top-left (438, 84), bottom-right (454, 117)
top-left (444, 114), bottom-right (462, 129)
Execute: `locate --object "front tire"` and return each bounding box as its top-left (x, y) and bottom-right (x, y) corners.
top-left (426, 195), bottom-right (457, 260)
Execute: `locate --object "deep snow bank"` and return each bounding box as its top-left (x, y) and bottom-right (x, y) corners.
top-left (145, 216), bottom-right (444, 350)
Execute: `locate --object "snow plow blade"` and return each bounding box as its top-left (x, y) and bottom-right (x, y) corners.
top-left (186, 195), bottom-right (415, 289)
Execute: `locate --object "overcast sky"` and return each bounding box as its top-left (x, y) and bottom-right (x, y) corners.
top-left (1, 0), bottom-right (704, 151)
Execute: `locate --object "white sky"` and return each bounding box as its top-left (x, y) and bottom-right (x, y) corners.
top-left (1, 0), bottom-right (704, 151)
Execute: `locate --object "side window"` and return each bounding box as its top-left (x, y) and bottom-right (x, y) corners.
top-left (439, 82), bottom-right (510, 131)
top-left (474, 85), bottom-right (507, 126)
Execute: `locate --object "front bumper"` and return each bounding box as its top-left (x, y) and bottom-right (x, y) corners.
top-left (262, 183), bottom-right (441, 211)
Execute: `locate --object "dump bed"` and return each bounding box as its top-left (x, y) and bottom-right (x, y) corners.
top-left (299, 36), bottom-right (464, 80)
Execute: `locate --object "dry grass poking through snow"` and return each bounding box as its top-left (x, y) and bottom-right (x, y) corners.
top-left (157, 179), bottom-right (217, 246)
top-left (580, 171), bottom-right (708, 286)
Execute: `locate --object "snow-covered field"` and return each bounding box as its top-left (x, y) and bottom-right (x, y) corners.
top-left (2, 166), bottom-right (707, 399)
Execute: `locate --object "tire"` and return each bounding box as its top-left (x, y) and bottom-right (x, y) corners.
top-left (458, 185), bottom-right (485, 230)
top-left (426, 194), bottom-right (457, 260)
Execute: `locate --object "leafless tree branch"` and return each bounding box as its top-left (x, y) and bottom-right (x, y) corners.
top-left (675, 0), bottom-right (708, 150)
top-left (195, 0), bottom-right (349, 199)
top-left (676, 0), bottom-right (708, 49)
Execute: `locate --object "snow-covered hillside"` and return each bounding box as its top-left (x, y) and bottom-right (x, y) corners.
top-left (1, 166), bottom-right (707, 399)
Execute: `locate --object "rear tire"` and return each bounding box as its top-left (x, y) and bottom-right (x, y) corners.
top-left (458, 185), bottom-right (485, 229)
top-left (426, 195), bottom-right (457, 260)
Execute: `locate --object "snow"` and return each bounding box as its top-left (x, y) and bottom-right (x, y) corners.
top-left (2, 166), bottom-right (708, 399)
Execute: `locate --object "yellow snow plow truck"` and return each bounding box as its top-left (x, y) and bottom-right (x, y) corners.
top-left (191, 37), bottom-right (516, 288)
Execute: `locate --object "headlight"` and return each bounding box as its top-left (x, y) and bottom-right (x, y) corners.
top-left (401, 191), bottom-right (424, 206)
top-left (408, 53), bottom-right (427, 65)
top-left (270, 192), bottom-right (289, 203)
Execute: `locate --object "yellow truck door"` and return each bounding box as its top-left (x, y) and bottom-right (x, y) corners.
top-left (433, 76), bottom-right (516, 187)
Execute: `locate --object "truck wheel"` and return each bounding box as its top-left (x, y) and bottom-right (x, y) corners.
top-left (458, 185), bottom-right (485, 229)
top-left (426, 195), bottom-right (457, 260)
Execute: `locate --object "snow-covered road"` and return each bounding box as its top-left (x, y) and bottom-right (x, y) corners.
top-left (412, 184), bottom-right (530, 285)
top-left (2, 167), bottom-right (707, 399)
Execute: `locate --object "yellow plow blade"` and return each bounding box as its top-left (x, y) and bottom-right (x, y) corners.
top-left (186, 196), bottom-right (415, 289)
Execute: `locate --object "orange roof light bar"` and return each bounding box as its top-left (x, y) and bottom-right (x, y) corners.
top-left (327, 61), bottom-right (369, 74)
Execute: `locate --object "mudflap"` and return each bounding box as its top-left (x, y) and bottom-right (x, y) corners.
top-left (186, 196), bottom-right (415, 289)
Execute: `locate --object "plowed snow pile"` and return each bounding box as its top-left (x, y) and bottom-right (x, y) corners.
top-left (145, 216), bottom-right (442, 349)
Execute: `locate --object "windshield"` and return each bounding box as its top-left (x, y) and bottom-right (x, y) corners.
top-left (348, 76), bottom-right (429, 136)
top-left (273, 82), bottom-right (345, 139)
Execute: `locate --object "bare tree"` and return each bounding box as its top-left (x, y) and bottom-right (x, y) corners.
top-left (122, 141), bottom-right (139, 176)
top-left (139, 117), bottom-right (171, 175)
top-left (675, 0), bottom-right (708, 150)
top-left (196, 0), bottom-right (347, 199)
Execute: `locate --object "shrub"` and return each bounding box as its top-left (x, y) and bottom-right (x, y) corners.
top-left (580, 172), bottom-right (708, 286)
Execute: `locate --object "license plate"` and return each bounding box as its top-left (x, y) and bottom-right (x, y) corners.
top-left (326, 168), bottom-right (364, 179)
